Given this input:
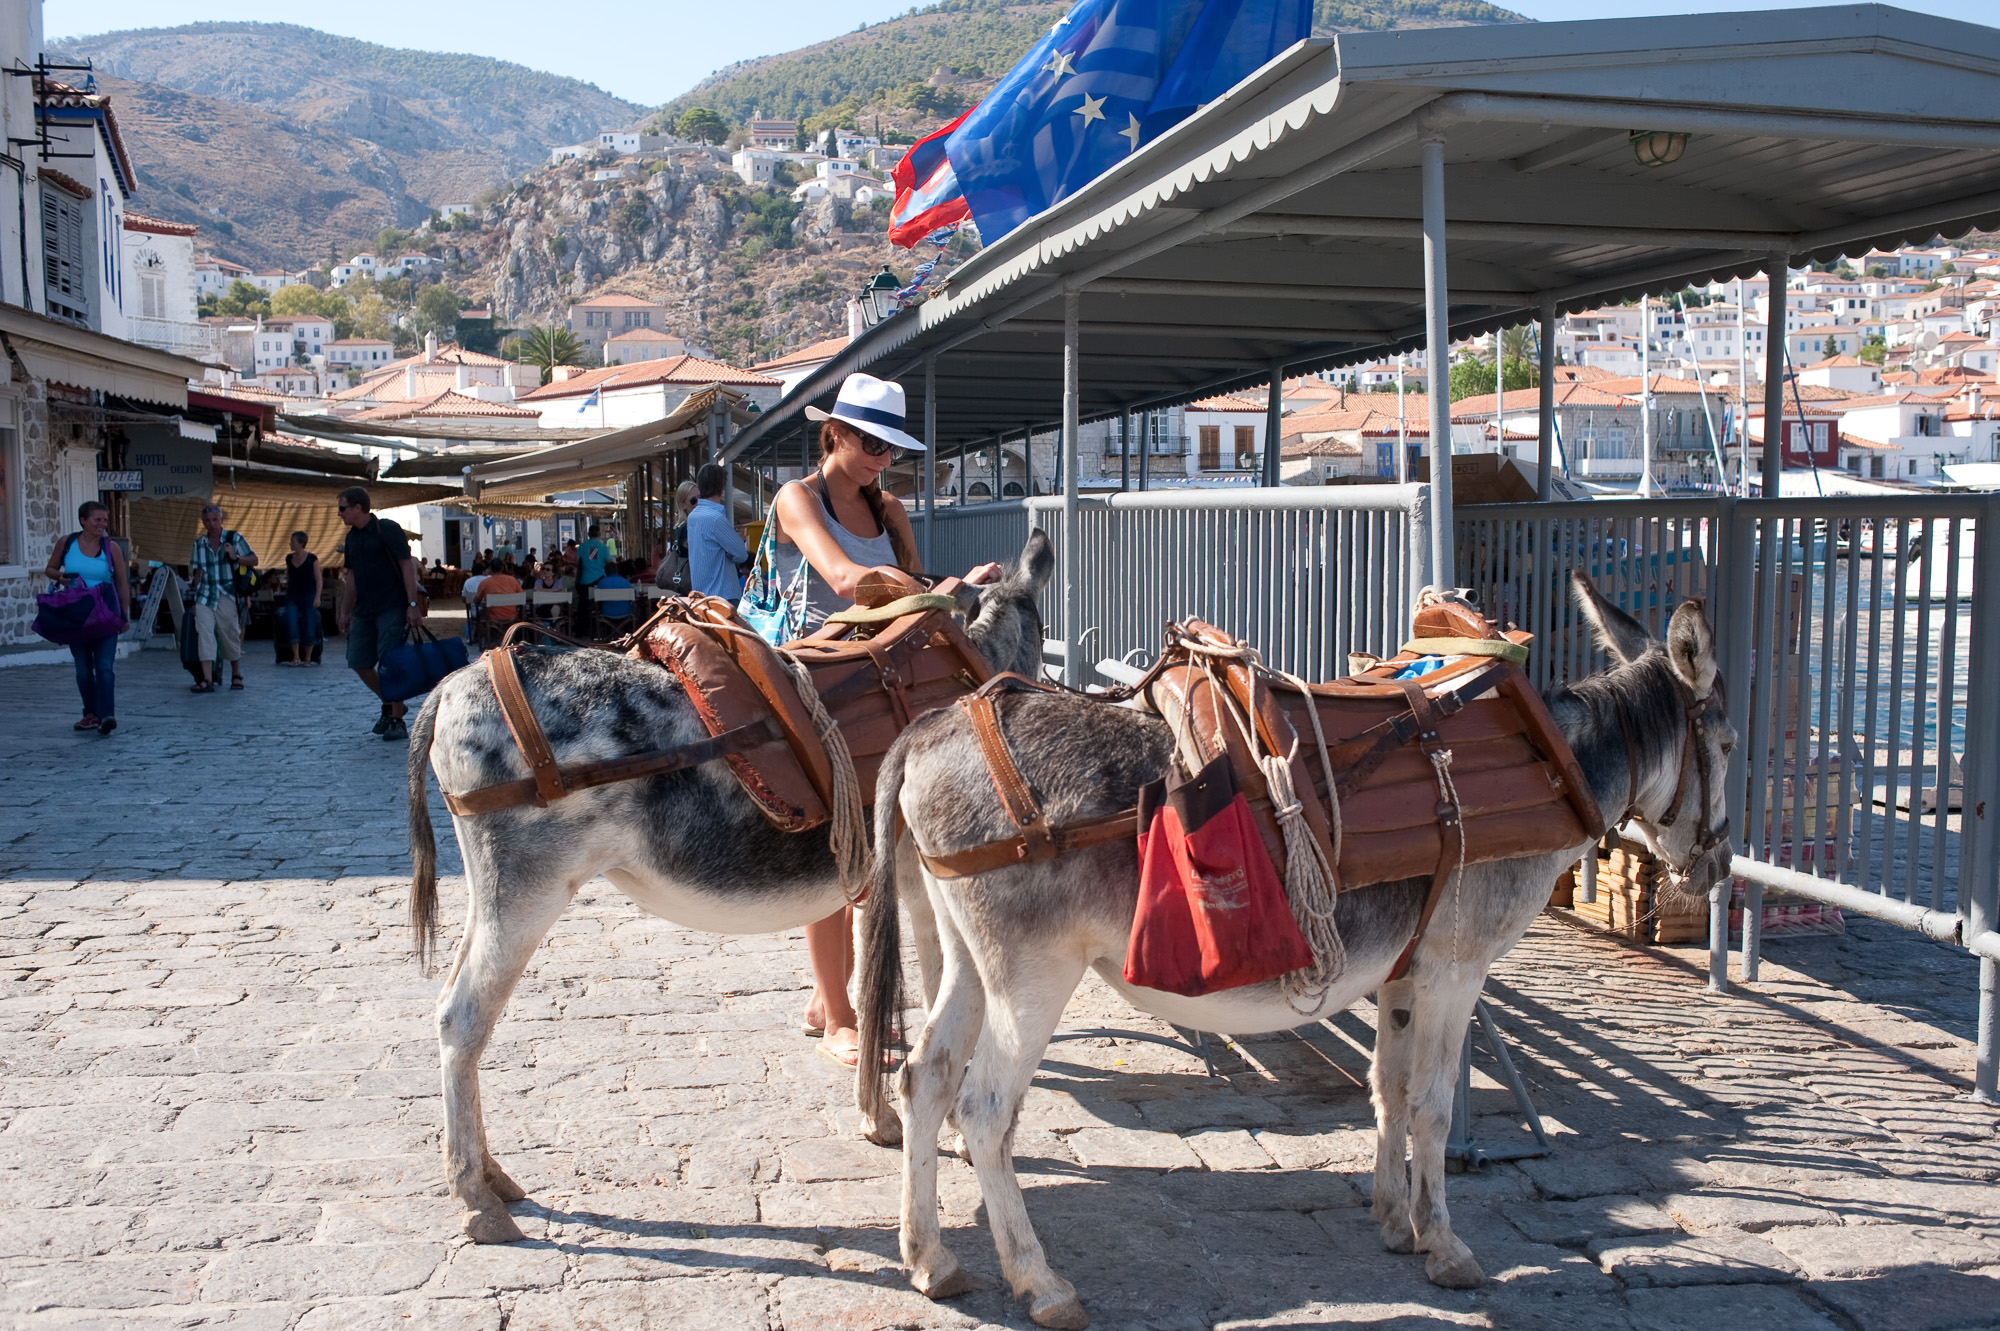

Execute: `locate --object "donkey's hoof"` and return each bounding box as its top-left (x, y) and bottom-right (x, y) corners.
top-left (484, 1165), bottom-right (528, 1204)
top-left (1425, 1249), bottom-right (1486, 1289)
top-left (863, 1109), bottom-right (904, 1148)
top-left (912, 1257), bottom-right (973, 1300)
top-left (1029, 1291), bottom-right (1090, 1330)
top-left (462, 1205), bottom-right (526, 1244)
top-left (1378, 1222), bottom-right (1416, 1255)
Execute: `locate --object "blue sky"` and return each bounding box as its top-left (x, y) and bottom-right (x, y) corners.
top-left (43, 0), bottom-right (1997, 108)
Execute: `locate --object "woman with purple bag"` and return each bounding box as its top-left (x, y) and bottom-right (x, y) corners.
top-left (40, 500), bottom-right (131, 736)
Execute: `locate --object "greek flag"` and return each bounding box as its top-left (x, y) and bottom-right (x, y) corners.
top-left (577, 388), bottom-right (601, 414)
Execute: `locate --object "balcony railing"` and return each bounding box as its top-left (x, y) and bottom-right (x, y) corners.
top-left (126, 318), bottom-right (219, 359)
top-left (1103, 434), bottom-right (1188, 456)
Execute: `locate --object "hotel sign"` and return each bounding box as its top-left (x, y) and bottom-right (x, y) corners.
top-left (131, 430), bottom-right (211, 500)
top-left (97, 470), bottom-right (143, 491)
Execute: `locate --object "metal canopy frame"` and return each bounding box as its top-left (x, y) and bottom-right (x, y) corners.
top-left (725, 3), bottom-right (2000, 550)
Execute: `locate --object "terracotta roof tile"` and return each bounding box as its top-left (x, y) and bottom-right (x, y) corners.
top-left (752, 335), bottom-right (851, 373)
top-left (351, 390), bottom-right (540, 422)
top-left (518, 353), bottom-right (778, 400)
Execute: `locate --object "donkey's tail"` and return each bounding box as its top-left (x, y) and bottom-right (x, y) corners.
top-left (407, 686), bottom-right (447, 972)
top-left (855, 737), bottom-right (909, 1146)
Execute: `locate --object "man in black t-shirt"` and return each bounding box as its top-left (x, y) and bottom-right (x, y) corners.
top-left (334, 486), bottom-right (423, 742)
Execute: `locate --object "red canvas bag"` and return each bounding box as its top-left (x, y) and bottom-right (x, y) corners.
top-left (1124, 752), bottom-right (1313, 997)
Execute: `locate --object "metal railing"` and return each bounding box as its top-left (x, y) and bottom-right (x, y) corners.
top-left (124, 317), bottom-right (220, 359)
top-left (1104, 434), bottom-right (1189, 456)
top-left (925, 487), bottom-right (1429, 677)
top-left (1459, 495), bottom-right (1999, 1101)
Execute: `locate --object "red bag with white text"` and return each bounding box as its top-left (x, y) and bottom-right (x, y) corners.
top-left (1123, 753), bottom-right (1311, 997)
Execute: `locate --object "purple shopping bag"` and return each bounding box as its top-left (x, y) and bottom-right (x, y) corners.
top-left (34, 581), bottom-right (123, 646)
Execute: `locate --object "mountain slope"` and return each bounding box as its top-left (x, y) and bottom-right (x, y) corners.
top-left (47, 23), bottom-right (642, 267)
top-left (665, 0), bottom-right (1529, 125)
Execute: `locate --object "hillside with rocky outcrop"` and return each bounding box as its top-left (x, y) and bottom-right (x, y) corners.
top-left (48, 22), bottom-right (642, 270)
top-left (450, 148), bottom-right (922, 366)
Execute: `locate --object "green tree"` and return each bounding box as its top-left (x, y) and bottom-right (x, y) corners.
top-left (349, 293), bottom-right (397, 342)
top-left (212, 279), bottom-right (270, 319)
top-left (677, 107), bottom-right (729, 144)
top-left (413, 283), bottom-right (464, 339)
top-left (1448, 356), bottom-right (1537, 402)
top-left (269, 284), bottom-right (345, 321)
top-left (1859, 335), bottom-right (1887, 365)
top-left (504, 325), bottom-right (588, 385)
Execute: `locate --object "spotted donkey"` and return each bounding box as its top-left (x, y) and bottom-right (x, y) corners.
top-left (855, 575), bottom-right (1736, 1329)
top-left (406, 530), bottom-right (1054, 1243)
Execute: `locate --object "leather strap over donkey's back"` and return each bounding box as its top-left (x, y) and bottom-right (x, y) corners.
top-left (918, 674), bottom-right (1141, 879)
top-left (440, 645), bottom-right (779, 817)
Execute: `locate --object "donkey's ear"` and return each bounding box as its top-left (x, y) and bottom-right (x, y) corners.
top-left (1667, 597), bottom-right (1719, 698)
top-left (1571, 570), bottom-right (1652, 665)
top-left (1017, 527), bottom-right (1055, 593)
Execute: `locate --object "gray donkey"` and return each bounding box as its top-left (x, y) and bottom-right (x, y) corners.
top-left (406, 530), bottom-right (1053, 1244)
top-left (856, 575), bottom-right (1735, 1329)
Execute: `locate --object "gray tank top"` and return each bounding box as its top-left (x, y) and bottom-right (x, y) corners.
top-left (771, 475), bottom-right (897, 634)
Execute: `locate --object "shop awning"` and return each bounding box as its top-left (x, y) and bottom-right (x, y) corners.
top-left (464, 386), bottom-right (753, 501)
top-left (0, 305), bottom-right (205, 407)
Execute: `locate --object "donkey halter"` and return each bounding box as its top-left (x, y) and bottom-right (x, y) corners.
top-left (1615, 672), bottom-right (1728, 868)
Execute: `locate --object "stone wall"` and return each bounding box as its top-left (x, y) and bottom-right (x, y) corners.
top-left (0, 379), bottom-right (54, 646)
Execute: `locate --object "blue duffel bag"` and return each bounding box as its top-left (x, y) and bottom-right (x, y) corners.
top-left (376, 625), bottom-right (470, 702)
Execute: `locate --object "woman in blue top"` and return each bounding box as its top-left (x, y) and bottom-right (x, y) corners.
top-left (42, 500), bottom-right (131, 735)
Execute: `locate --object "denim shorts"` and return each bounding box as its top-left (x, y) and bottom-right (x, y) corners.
top-left (345, 607), bottom-right (408, 671)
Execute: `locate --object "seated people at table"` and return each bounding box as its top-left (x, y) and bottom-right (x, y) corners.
top-left (531, 564), bottom-right (567, 622)
top-left (477, 570), bottom-right (522, 623)
top-left (592, 570), bottom-right (634, 628)
top-left (469, 551), bottom-right (491, 575)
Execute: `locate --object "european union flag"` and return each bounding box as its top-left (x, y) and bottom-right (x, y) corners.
top-left (944, 0), bottom-right (1311, 243)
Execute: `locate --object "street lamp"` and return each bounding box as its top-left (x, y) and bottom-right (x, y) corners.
top-left (858, 267), bottom-right (902, 327)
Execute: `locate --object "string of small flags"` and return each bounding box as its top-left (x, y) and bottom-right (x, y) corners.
top-left (894, 223), bottom-right (961, 304)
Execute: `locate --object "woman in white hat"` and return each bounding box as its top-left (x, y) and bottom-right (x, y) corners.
top-left (771, 371), bottom-right (998, 1065)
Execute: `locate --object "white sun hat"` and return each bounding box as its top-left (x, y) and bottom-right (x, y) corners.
top-left (803, 372), bottom-right (926, 453)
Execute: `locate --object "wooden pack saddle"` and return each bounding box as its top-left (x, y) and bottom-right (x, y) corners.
top-left (924, 599), bottom-right (1602, 914)
top-left (627, 575), bottom-right (993, 831)
top-left (1147, 601), bottom-right (1603, 894)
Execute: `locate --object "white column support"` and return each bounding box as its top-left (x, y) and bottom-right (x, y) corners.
top-left (1421, 136), bottom-right (1455, 585)
top-left (1120, 411), bottom-right (1131, 491)
top-left (922, 354), bottom-right (936, 571)
top-left (1638, 292), bottom-right (1657, 496)
top-left (1537, 296), bottom-right (1556, 500)
top-left (1762, 252), bottom-right (1789, 497)
top-left (1062, 289), bottom-right (1083, 688)
top-left (1263, 361), bottom-right (1285, 487)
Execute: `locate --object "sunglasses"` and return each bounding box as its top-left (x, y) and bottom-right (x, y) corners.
top-left (856, 433), bottom-right (899, 458)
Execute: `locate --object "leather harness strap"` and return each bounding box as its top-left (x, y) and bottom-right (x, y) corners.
top-left (486, 646), bottom-right (567, 807)
top-left (961, 679), bottom-right (1058, 864)
top-left (443, 720), bottom-right (777, 816)
top-left (921, 809), bottom-right (1140, 880)
top-left (1382, 675), bottom-right (1470, 985)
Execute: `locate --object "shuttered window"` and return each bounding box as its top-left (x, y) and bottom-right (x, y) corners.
top-left (42, 191), bottom-right (87, 326)
top-left (139, 272), bottom-right (166, 320)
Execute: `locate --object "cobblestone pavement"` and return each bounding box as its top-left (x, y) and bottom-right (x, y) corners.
top-left (4, 647), bottom-right (2000, 1330)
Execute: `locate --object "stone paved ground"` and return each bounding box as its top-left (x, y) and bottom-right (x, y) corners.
top-left (4, 646), bottom-right (2000, 1330)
